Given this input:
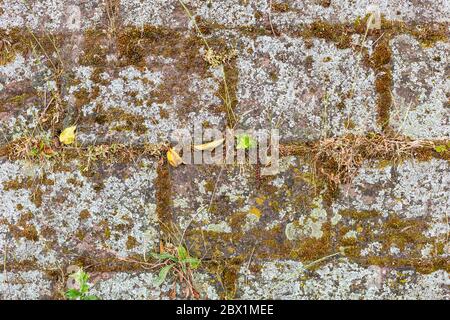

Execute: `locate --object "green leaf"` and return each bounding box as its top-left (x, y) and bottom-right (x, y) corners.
top-left (70, 269), bottom-right (89, 287)
top-left (65, 289), bottom-right (81, 300)
top-left (150, 252), bottom-right (177, 262)
top-left (236, 134), bottom-right (256, 150)
top-left (434, 145), bottom-right (448, 153)
top-left (79, 283), bottom-right (89, 294)
top-left (155, 264), bottom-right (174, 287)
top-left (82, 295), bottom-right (99, 300)
top-left (184, 257), bottom-right (201, 270)
top-left (29, 147), bottom-right (39, 157)
top-left (180, 261), bottom-right (187, 274)
top-left (177, 246), bottom-right (188, 261)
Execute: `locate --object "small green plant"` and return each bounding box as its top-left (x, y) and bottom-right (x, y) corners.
top-left (151, 245), bottom-right (200, 285)
top-left (28, 137), bottom-right (57, 159)
top-left (150, 244), bottom-right (201, 298)
top-left (9, 135), bottom-right (58, 161)
top-left (236, 133), bottom-right (257, 150)
top-left (434, 144), bottom-right (448, 153)
top-left (65, 268), bottom-right (99, 300)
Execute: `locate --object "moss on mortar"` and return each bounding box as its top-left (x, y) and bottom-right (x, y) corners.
top-left (338, 211), bottom-right (449, 273)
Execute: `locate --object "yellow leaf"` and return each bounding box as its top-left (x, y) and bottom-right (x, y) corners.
top-left (167, 148), bottom-right (183, 167)
top-left (193, 138), bottom-right (224, 151)
top-left (255, 197), bottom-right (265, 206)
top-left (59, 126), bottom-right (77, 145)
top-left (249, 207), bottom-right (262, 219)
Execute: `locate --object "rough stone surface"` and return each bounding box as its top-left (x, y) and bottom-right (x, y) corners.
top-left (237, 259), bottom-right (449, 299)
top-left (0, 158), bottom-right (159, 267)
top-left (390, 35), bottom-right (450, 139)
top-left (330, 159), bottom-right (449, 271)
top-left (0, 271), bottom-right (54, 299)
top-left (118, 0), bottom-right (450, 28)
top-left (236, 35), bottom-right (378, 141)
top-left (0, 1), bottom-right (449, 300)
top-left (0, 0), bottom-right (104, 31)
top-left (86, 271), bottom-right (220, 300)
top-left (170, 157), bottom-right (316, 260)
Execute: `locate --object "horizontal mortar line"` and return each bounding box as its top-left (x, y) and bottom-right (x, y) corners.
top-left (2, 254), bottom-right (446, 274)
top-left (0, 264), bottom-right (159, 273)
top-left (0, 135), bottom-right (447, 161)
top-left (0, 252), bottom-right (173, 273)
top-left (1, 20), bottom-right (447, 38)
top-left (1, 134), bottom-right (447, 146)
top-left (0, 255), bottom-right (230, 273)
top-left (1, 135), bottom-right (448, 149)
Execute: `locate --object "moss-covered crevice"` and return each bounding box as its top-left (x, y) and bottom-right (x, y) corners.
top-left (1, 212), bottom-right (39, 241)
top-left (280, 133), bottom-right (449, 203)
top-left (93, 107), bottom-right (149, 135)
top-left (155, 156), bottom-right (175, 236)
top-left (337, 211), bottom-right (449, 274)
top-left (203, 256), bottom-right (243, 299)
top-left (371, 38), bottom-right (393, 131)
top-left (0, 28), bottom-right (63, 64)
top-left (271, 2), bottom-right (290, 13)
top-left (116, 25), bottom-right (182, 67)
top-left (217, 60), bottom-right (239, 128)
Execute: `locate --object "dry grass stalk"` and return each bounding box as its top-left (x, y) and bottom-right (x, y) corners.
top-left (312, 133), bottom-right (435, 186)
top-left (6, 135), bottom-right (58, 162)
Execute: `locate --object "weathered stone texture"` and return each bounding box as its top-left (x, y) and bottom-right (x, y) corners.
top-left (0, 0), bottom-right (104, 31)
top-left (236, 35), bottom-right (378, 141)
top-left (0, 270), bottom-right (54, 299)
top-left (3, 1), bottom-right (447, 32)
top-left (87, 271), bottom-right (219, 300)
top-left (119, 0), bottom-right (450, 27)
top-left (0, 158), bottom-right (159, 268)
top-left (0, 0), bottom-right (449, 300)
top-left (390, 35), bottom-right (449, 139)
top-left (169, 157), bottom-right (449, 299)
top-left (171, 157), bottom-right (317, 260)
top-left (330, 159), bottom-right (449, 272)
top-left (237, 259), bottom-right (449, 299)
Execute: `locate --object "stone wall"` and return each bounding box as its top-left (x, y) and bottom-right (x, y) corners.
top-left (0, 0), bottom-right (448, 299)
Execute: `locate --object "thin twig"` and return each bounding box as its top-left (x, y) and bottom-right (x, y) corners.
top-left (244, 246), bottom-right (256, 286)
top-left (178, 0), bottom-right (210, 49)
top-left (268, 0), bottom-right (277, 36)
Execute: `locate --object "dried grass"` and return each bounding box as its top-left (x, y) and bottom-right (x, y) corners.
top-left (312, 133), bottom-right (435, 186)
top-left (5, 135), bottom-right (58, 162)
